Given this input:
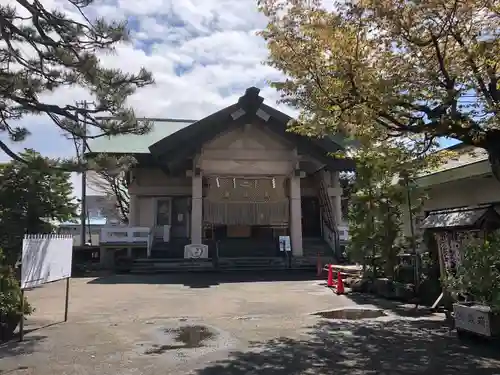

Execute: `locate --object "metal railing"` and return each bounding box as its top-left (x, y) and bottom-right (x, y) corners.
top-left (147, 231), bottom-right (154, 258)
top-left (318, 177), bottom-right (341, 256)
top-left (100, 227), bottom-right (151, 244)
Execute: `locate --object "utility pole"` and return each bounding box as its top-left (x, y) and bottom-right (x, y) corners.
top-left (404, 174), bottom-right (420, 296)
top-left (76, 100), bottom-right (95, 247)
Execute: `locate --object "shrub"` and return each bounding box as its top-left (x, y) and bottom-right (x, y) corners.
top-left (443, 231), bottom-right (500, 312)
top-left (0, 248), bottom-right (33, 341)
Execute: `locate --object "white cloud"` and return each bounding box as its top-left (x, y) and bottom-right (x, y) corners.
top-left (0, 0), bottom-right (296, 199)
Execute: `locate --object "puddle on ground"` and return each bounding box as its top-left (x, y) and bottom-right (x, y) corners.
top-left (313, 308), bottom-right (387, 320)
top-left (144, 325), bottom-right (216, 355)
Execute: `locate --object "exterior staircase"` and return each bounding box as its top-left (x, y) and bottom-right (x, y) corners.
top-left (207, 238), bottom-right (287, 271)
top-left (217, 257), bottom-right (287, 271)
top-left (315, 172), bottom-right (341, 258)
top-left (128, 258), bottom-right (214, 273)
top-left (149, 238), bottom-right (191, 258)
top-left (291, 237), bottom-right (337, 269)
top-left (303, 237), bottom-right (335, 257)
top-left (124, 237), bottom-right (286, 273)
top-left (123, 235), bottom-right (338, 273)
top-left (127, 256), bottom-right (287, 273)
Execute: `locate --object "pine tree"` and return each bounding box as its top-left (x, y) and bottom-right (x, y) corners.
top-left (0, 149), bottom-right (78, 265)
top-left (0, 1), bottom-right (154, 170)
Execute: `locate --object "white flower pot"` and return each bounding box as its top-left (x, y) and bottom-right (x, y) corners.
top-left (453, 302), bottom-right (500, 337)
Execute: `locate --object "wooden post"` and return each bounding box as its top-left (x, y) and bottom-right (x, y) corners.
top-left (432, 231), bottom-right (450, 310)
top-left (19, 289), bottom-right (25, 342)
top-left (64, 277), bottom-right (70, 322)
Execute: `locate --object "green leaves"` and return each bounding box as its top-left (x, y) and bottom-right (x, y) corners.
top-left (0, 150), bottom-right (77, 265)
top-left (259, 0), bottom-right (500, 151)
top-left (444, 232), bottom-right (500, 311)
top-left (0, 247), bottom-right (33, 341)
top-left (342, 130), bottom-right (448, 277)
top-left (0, 1), bottom-right (154, 168)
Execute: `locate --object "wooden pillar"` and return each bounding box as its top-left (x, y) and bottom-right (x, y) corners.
top-left (290, 173), bottom-right (303, 256)
top-left (331, 171), bottom-right (343, 225)
top-left (128, 194), bottom-right (138, 226)
top-left (191, 171), bottom-right (203, 245)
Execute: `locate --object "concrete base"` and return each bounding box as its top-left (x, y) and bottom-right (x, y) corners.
top-left (100, 247), bottom-right (116, 269)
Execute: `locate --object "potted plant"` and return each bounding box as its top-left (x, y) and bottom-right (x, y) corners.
top-left (1, 248), bottom-right (33, 342)
top-left (444, 231), bottom-right (500, 338)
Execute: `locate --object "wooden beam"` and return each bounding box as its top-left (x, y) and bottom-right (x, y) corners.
top-left (165, 114), bottom-right (253, 174)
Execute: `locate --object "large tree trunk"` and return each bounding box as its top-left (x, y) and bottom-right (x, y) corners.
top-left (488, 150), bottom-right (500, 182)
top-left (482, 131), bottom-right (500, 182)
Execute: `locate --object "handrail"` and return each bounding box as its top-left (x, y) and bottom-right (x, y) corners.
top-left (147, 229), bottom-right (154, 258)
top-left (317, 174), bottom-right (341, 257)
top-left (213, 240), bottom-right (220, 267)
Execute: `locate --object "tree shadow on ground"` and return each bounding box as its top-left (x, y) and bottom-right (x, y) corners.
top-left (0, 334), bottom-right (46, 360)
top-left (87, 271), bottom-right (319, 288)
top-left (345, 292), bottom-right (436, 318)
top-left (195, 318), bottom-right (500, 375)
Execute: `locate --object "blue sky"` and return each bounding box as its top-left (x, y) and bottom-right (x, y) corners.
top-left (0, 0), bottom-right (461, 198)
top-left (0, 0), bottom-right (289, 198)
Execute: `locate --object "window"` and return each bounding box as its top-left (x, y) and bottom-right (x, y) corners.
top-left (156, 199), bottom-right (172, 226)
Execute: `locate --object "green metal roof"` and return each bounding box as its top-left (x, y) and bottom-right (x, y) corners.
top-left (88, 120), bottom-right (194, 154)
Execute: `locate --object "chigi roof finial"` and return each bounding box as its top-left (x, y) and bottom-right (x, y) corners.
top-left (238, 86), bottom-right (264, 114)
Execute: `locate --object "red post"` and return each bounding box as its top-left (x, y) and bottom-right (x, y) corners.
top-left (327, 264), bottom-right (334, 287)
top-left (336, 271), bottom-right (345, 295)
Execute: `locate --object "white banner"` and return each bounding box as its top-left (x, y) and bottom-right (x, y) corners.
top-left (21, 234), bottom-right (73, 289)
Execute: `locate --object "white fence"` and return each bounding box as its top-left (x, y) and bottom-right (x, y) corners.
top-left (71, 233), bottom-right (101, 246)
top-left (100, 227), bottom-right (151, 244)
top-left (21, 234), bottom-right (73, 289)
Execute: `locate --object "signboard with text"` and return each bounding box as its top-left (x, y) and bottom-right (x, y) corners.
top-left (279, 236), bottom-right (291, 252)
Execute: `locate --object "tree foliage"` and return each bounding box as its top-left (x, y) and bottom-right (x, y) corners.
top-left (444, 231), bottom-right (500, 311)
top-left (0, 149), bottom-right (77, 265)
top-left (0, 248), bottom-right (33, 342)
top-left (259, 0), bottom-right (499, 167)
top-left (346, 133), bottom-right (450, 278)
top-left (0, 1), bottom-right (154, 170)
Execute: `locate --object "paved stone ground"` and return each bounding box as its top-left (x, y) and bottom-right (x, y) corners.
top-left (1, 272), bottom-right (500, 375)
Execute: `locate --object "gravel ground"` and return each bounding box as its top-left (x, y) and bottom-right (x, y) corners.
top-left (1, 272), bottom-right (500, 375)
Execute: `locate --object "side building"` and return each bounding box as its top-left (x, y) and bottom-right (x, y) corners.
top-left (403, 143), bottom-right (500, 240)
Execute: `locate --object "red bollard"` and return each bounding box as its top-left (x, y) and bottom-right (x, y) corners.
top-left (327, 264), bottom-right (334, 287)
top-left (336, 272), bottom-right (345, 295)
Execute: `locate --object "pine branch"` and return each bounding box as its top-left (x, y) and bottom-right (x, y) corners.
top-left (0, 0), bottom-right (154, 169)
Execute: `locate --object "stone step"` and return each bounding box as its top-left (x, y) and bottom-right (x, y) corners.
top-left (130, 260), bottom-right (215, 273)
top-left (124, 255), bottom-right (328, 273)
top-left (133, 258), bottom-right (213, 264)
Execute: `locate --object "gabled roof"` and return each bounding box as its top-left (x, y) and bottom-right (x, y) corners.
top-left (88, 119), bottom-right (195, 154)
top-left (148, 87), bottom-right (355, 172)
top-left (89, 87), bottom-right (355, 172)
top-left (421, 205), bottom-right (500, 230)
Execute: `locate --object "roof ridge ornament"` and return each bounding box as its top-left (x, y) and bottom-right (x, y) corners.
top-left (238, 86), bottom-right (264, 114)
